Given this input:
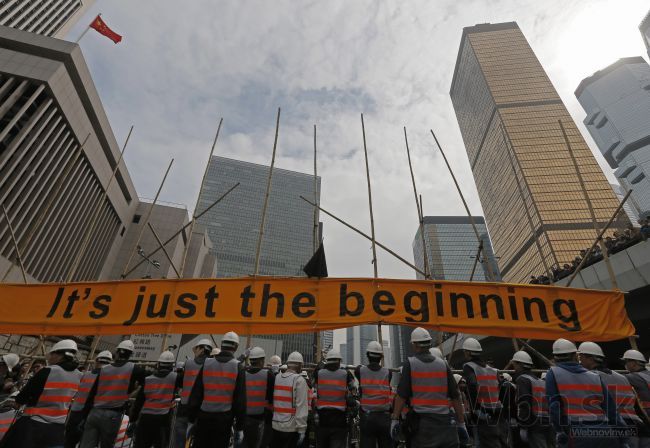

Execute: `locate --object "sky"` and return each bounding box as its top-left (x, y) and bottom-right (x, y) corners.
top-left (67, 1), bottom-right (649, 348)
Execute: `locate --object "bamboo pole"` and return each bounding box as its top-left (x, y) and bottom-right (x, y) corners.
top-left (122, 183), bottom-right (240, 278)
top-left (360, 114), bottom-right (383, 345)
top-left (147, 223), bottom-right (181, 278)
top-left (2, 205), bottom-right (27, 284)
top-left (312, 124), bottom-right (321, 363)
top-left (248, 108), bottom-right (281, 349)
top-left (500, 125), bottom-right (553, 281)
top-left (67, 125), bottom-right (134, 282)
top-left (179, 119), bottom-right (223, 277)
top-left (404, 127), bottom-right (430, 279)
top-left (300, 196), bottom-right (427, 277)
top-left (1, 134), bottom-right (91, 282)
top-left (559, 120), bottom-right (618, 289)
top-left (120, 159), bottom-right (174, 278)
top-left (566, 190), bottom-right (632, 287)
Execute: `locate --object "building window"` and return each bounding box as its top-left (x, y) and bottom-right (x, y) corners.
top-left (120, 226), bottom-right (126, 236)
top-left (132, 214), bottom-right (141, 224)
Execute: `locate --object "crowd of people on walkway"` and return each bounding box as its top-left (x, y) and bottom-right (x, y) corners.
top-left (1, 328), bottom-right (649, 448)
top-left (530, 220), bottom-right (650, 285)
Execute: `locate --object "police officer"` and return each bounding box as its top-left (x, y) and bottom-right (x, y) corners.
top-left (621, 349), bottom-right (650, 446)
top-left (354, 341), bottom-right (392, 448)
top-left (314, 348), bottom-right (354, 448)
top-left (188, 331), bottom-right (246, 448)
top-left (129, 351), bottom-right (181, 448)
top-left (546, 338), bottom-right (619, 448)
top-left (392, 327), bottom-right (467, 448)
top-left (5, 339), bottom-right (82, 447)
top-left (271, 351), bottom-right (309, 448)
top-left (511, 350), bottom-right (553, 448)
top-left (80, 339), bottom-right (147, 448)
top-left (175, 338), bottom-right (213, 447)
top-left (244, 346), bottom-right (274, 448)
top-left (461, 337), bottom-right (507, 447)
top-left (65, 350), bottom-right (113, 448)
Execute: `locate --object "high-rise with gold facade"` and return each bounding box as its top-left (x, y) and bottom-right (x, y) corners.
top-left (450, 22), bottom-right (625, 282)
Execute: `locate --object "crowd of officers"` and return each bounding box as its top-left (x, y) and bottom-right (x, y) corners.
top-left (0, 328), bottom-right (649, 448)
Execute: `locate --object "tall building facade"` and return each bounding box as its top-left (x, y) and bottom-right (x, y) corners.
top-left (196, 155), bottom-right (328, 363)
top-left (450, 22), bottom-right (625, 283)
top-left (345, 325), bottom-right (378, 366)
top-left (641, 10), bottom-right (650, 59)
top-left (0, 26), bottom-right (137, 283)
top-left (0, 0), bottom-right (94, 39)
top-left (611, 184), bottom-right (641, 225)
top-left (576, 58), bottom-right (650, 220)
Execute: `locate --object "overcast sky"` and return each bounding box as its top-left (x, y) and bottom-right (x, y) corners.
top-left (68, 1), bottom-right (648, 283)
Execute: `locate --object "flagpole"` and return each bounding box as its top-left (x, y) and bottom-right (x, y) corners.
top-left (75, 26), bottom-right (91, 44)
top-left (312, 124), bottom-right (321, 364)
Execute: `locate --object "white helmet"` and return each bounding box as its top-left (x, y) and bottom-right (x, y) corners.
top-left (325, 349), bottom-right (342, 362)
top-left (502, 372), bottom-right (512, 382)
top-left (194, 338), bottom-right (213, 349)
top-left (578, 342), bottom-right (604, 358)
top-left (430, 347), bottom-right (443, 358)
top-left (280, 364), bottom-right (288, 371)
top-left (96, 351), bottom-right (113, 362)
top-left (211, 347), bottom-right (221, 356)
top-left (511, 351), bottom-right (533, 366)
top-left (50, 339), bottom-right (78, 355)
top-left (270, 355), bottom-right (282, 366)
top-left (300, 370), bottom-right (308, 378)
top-left (540, 372), bottom-right (547, 380)
top-left (222, 332), bottom-right (239, 346)
top-left (453, 373), bottom-right (463, 384)
top-left (621, 350), bottom-right (647, 363)
top-left (366, 341), bottom-right (383, 355)
top-left (410, 327), bottom-right (432, 343)
top-left (462, 338), bottom-right (482, 353)
top-left (1, 353), bottom-right (19, 371)
top-left (552, 338), bottom-right (577, 355)
top-left (249, 346), bottom-right (266, 359)
top-left (158, 351), bottom-right (175, 363)
top-left (287, 352), bottom-right (304, 364)
top-left (117, 340), bottom-right (135, 352)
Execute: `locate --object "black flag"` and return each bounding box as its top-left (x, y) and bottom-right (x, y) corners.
top-left (303, 242), bottom-right (328, 278)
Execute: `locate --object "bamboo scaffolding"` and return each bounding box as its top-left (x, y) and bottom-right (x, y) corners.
top-left (179, 119), bottom-right (223, 278)
top-left (67, 126), bottom-right (134, 283)
top-left (122, 183), bottom-right (240, 278)
top-left (147, 223), bottom-right (181, 278)
top-left (120, 158), bottom-right (174, 278)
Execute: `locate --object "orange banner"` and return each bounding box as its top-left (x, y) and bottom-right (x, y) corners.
top-left (0, 278), bottom-right (634, 341)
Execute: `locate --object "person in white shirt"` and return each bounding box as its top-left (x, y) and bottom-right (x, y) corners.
top-left (271, 351), bottom-right (308, 448)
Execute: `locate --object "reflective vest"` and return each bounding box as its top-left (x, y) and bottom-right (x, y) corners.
top-left (465, 362), bottom-right (501, 411)
top-left (0, 409), bottom-right (16, 441)
top-left (71, 370), bottom-right (98, 412)
top-left (114, 415), bottom-right (131, 447)
top-left (200, 357), bottom-right (239, 412)
top-left (316, 368), bottom-right (347, 411)
top-left (409, 356), bottom-right (449, 414)
top-left (180, 358), bottom-right (202, 405)
top-left (142, 371), bottom-right (177, 415)
top-left (95, 362), bottom-right (135, 409)
top-left (629, 370), bottom-right (650, 413)
top-left (246, 369), bottom-right (269, 416)
top-left (550, 366), bottom-right (606, 423)
top-left (520, 373), bottom-right (549, 419)
top-left (598, 370), bottom-right (640, 423)
top-left (273, 372), bottom-right (298, 422)
top-left (359, 365), bottom-right (391, 412)
top-left (23, 365), bottom-right (82, 424)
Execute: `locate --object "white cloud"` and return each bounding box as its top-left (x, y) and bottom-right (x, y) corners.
top-left (67, 0), bottom-right (649, 281)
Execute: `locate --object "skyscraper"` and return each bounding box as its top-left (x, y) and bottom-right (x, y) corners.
top-left (196, 155), bottom-right (328, 363)
top-left (450, 22), bottom-right (625, 283)
top-left (0, 0), bottom-right (95, 39)
top-left (640, 10), bottom-right (650, 59)
top-left (346, 325), bottom-right (378, 366)
top-left (0, 26), bottom-right (137, 283)
top-left (576, 57), bottom-right (650, 220)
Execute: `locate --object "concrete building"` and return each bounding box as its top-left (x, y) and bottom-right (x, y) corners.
top-left (0, 26), bottom-right (138, 284)
top-left (0, 0), bottom-right (95, 39)
top-left (612, 183), bottom-right (641, 224)
top-left (450, 22), bottom-right (625, 283)
top-left (108, 201), bottom-right (217, 280)
top-left (576, 58), bottom-right (650, 220)
top-left (346, 325), bottom-right (378, 366)
top-left (195, 155), bottom-right (328, 363)
top-left (641, 10), bottom-right (650, 59)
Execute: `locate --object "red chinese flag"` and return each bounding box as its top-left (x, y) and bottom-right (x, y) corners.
top-left (89, 15), bottom-right (122, 44)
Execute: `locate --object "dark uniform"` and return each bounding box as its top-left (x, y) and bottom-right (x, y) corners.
top-left (397, 352), bottom-right (460, 448)
top-left (515, 371), bottom-right (554, 448)
top-left (188, 351), bottom-right (246, 448)
top-left (625, 369), bottom-right (650, 447)
top-left (355, 363), bottom-right (392, 448)
top-left (313, 365), bottom-right (354, 448)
